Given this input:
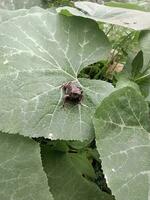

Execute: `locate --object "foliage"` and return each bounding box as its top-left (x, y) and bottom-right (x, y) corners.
top-left (43, 0), bottom-right (73, 7)
top-left (0, 7), bottom-right (113, 140)
top-left (105, 1), bottom-right (150, 12)
top-left (58, 1), bottom-right (150, 30)
top-left (0, 0), bottom-right (43, 9)
top-left (0, 132), bottom-right (53, 200)
top-left (93, 87), bottom-right (150, 200)
top-left (0, 1), bottom-right (150, 200)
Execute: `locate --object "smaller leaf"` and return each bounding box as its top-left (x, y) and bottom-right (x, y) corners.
top-left (41, 145), bottom-right (114, 200)
top-left (139, 30), bottom-right (150, 70)
top-left (67, 140), bottom-right (92, 150)
top-left (131, 50), bottom-right (143, 77)
top-left (57, 2), bottom-right (150, 30)
top-left (138, 73), bottom-right (150, 101)
top-left (69, 151), bottom-right (96, 179)
top-left (105, 1), bottom-right (149, 12)
top-left (116, 76), bottom-right (141, 93)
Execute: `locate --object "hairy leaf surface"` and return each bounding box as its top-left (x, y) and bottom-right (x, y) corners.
top-left (58, 1), bottom-right (150, 30)
top-left (0, 132), bottom-right (53, 200)
top-left (0, 7), bottom-right (113, 140)
top-left (93, 87), bottom-right (150, 200)
top-left (0, 8), bottom-right (38, 23)
top-left (0, 0), bottom-right (42, 10)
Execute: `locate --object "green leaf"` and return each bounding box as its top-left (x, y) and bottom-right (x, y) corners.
top-left (0, 8), bottom-right (113, 140)
top-left (0, 0), bottom-right (42, 10)
top-left (116, 76), bottom-right (141, 92)
top-left (57, 1), bottom-right (150, 30)
top-left (132, 30), bottom-right (150, 99)
top-left (0, 132), bottom-right (53, 200)
top-left (131, 50), bottom-right (143, 77)
top-left (138, 72), bottom-right (150, 101)
top-left (93, 87), bottom-right (150, 200)
top-left (41, 145), bottom-right (114, 200)
top-left (125, 48), bottom-right (140, 76)
top-left (105, 1), bottom-right (150, 12)
top-left (69, 151), bottom-right (96, 179)
top-left (67, 140), bottom-right (92, 150)
top-left (139, 30), bottom-right (150, 69)
top-left (0, 8), bottom-right (37, 23)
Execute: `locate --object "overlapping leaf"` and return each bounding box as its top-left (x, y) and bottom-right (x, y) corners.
top-left (0, 132), bottom-right (53, 200)
top-left (93, 87), bottom-right (150, 200)
top-left (139, 30), bottom-right (150, 69)
top-left (0, 7), bottom-right (114, 140)
top-left (0, 0), bottom-right (42, 10)
top-left (134, 30), bottom-right (150, 101)
top-left (105, 1), bottom-right (150, 12)
top-left (41, 145), bottom-right (114, 200)
top-left (57, 1), bottom-right (150, 30)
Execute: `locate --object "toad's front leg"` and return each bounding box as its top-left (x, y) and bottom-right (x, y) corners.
top-left (63, 94), bottom-right (70, 107)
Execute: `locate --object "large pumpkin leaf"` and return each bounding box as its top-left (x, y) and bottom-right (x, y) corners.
top-left (57, 1), bottom-right (150, 30)
top-left (0, 9), bottom-right (25, 23)
top-left (0, 132), bottom-right (53, 200)
top-left (0, 7), bottom-right (113, 140)
top-left (0, 7), bottom-right (39, 23)
top-left (93, 87), bottom-right (150, 200)
top-left (41, 145), bottom-right (114, 200)
top-left (0, 0), bottom-right (42, 10)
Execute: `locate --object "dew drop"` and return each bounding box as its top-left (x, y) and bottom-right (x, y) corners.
top-left (3, 59), bottom-right (9, 65)
top-left (112, 168), bottom-right (116, 172)
top-left (105, 175), bottom-right (108, 183)
top-left (48, 133), bottom-right (53, 139)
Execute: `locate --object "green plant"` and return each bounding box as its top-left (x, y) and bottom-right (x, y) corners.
top-left (44, 0), bottom-right (73, 7)
top-left (0, 1), bottom-right (150, 200)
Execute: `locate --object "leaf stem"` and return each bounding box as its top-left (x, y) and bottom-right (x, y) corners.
top-left (135, 73), bottom-right (150, 83)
